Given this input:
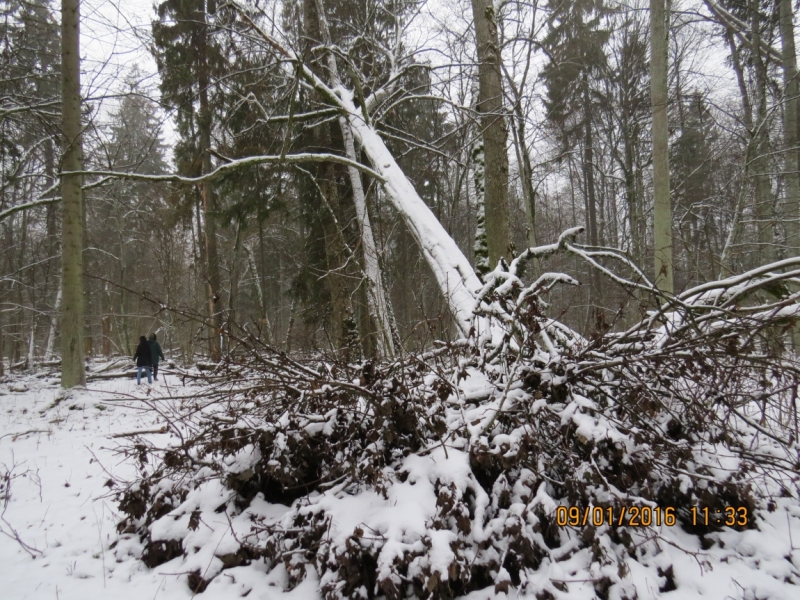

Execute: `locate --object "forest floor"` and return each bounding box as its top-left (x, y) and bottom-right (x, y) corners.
top-left (0, 363), bottom-right (799, 600)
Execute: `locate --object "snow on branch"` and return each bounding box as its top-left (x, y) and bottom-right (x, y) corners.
top-left (64, 152), bottom-right (385, 187)
top-left (114, 245), bottom-right (800, 598)
top-left (234, 2), bottom-right (487, 336)
top-left (0, 196), bottom-right (59, 224)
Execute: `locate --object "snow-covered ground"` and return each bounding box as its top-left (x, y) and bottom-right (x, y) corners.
top-left (1, 367), bottom-right (799, 600)
top-left (0, 367), bottom-right (308, 600)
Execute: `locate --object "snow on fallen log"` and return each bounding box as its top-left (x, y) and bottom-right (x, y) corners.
top-left (233, 11), bottom-right (489, 338)
top-left (339, 89), bottom-right (484, 337)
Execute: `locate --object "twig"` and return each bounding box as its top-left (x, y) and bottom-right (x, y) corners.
top-left (0, 429), bottom-right (49, 442)
top-left (108, 426), bottom-right (169, 439)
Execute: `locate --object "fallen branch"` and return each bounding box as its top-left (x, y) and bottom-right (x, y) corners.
top-left (0, 429), bottom-right (50, 442)
top-left (109, 426), bottom-right (169, 439)
top-left (0, 463), bottom-right (43, 558)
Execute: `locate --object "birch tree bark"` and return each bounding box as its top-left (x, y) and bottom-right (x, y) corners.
top-left (650, 0), bottom-right (674, 293)
top-left (470, 0), bottom-right (511, 269)
top-left (339, 117), bottom-right (396, 358)
top-left (779, 0), bottom-right (800, 254)
top-left (237, 5), bottom-right (487, 337)
top-left (60, 0), bottom-right (85, 387)
top-left (45, 283), bottom-right (61, 361)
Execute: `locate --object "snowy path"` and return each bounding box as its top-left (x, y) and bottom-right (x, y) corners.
top-left (0, 369), bottom-right (313, 600)
top-left (0, 369), bottom-right (799, 599)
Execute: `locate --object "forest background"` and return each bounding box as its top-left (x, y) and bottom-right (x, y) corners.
top-left (2, 0), bottom-right (799, 374)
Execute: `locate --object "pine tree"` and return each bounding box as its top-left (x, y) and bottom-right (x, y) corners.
top-left (152, 0), bottom-right (228, 360)
top-left (672, 93), bottom-right (718, 286)
top-left (608, 15), bottom-right (650, 267)
top-left (88, 72), bottom-right (169, 355)
top-left (0, 0), bottom-right (61, 371)
top-left (541, 0), bottom-right (610, 309)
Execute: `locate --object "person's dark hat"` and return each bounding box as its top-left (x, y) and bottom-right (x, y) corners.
top-left (149, 333), bottom-right (156, 341)
top-left (139, 336), bottom-right (147, 343)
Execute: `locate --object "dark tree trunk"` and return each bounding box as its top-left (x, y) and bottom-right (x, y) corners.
top-left (197, 0), bottom-right (222, 361)
top-left (60, 0), bottom-right (85, 387)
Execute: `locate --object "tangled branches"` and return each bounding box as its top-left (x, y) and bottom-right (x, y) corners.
top-left (115, 232), bottom-right (800, 598)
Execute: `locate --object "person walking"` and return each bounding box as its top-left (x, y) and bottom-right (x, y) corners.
top-left (148, 333), bottom-right (165, 381)
top-left (133, 335), bottom-right (153, 385)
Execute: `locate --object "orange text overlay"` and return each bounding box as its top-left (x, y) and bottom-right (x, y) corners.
top-left (555, 505), bottom-right (676, 527)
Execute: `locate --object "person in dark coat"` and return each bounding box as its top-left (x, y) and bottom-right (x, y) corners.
top-left (133, 335), bottom-right (153, 385)
top-left (148, 333), bottom-right (165, 381)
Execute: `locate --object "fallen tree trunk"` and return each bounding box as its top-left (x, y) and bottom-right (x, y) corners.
top-left (237, 10), bottom-right (486, 338)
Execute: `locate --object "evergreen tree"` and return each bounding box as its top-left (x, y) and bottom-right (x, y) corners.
top-left (608, 16), bottom-right (650, 266)
top-left (541, 0), bottom-right (610, 308)
top-left (672, 93), bottom-right (718, 286)
top-left (87, 72), bottom-right (169, 354)
top-left (152, 0), bottom-right (230, 360)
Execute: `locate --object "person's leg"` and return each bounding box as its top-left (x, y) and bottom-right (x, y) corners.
top-left (146, 367), bottom-right (152, 384)
top-left (153, 363), bottom-right (158, 380)
top-left (137, 366), bottom-right (142, 385)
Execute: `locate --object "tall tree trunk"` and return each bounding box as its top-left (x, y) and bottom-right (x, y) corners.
top-left (318, 0), bottom-right (395, 355)
top-left (470, 0), bottom-right (510, 268)
top-left (509, 104), bottom-right (539, 276)
top-left (749, 4), bottom-right (774, 265)
top-left (229, 221), bottom-right (243, 328)
top-left (197, 0), bottom-right (222, 362)
top-left (582, 76), bottom-right (599, 249)
top-left (320, 165), bottom-right (353, 351)
top-left (246, 241), bottom-right (271, 343)
top-left (504, 46), bottom-right (538, 260)
top-left (60, 0), bottom-right (85, 387)
top-left (779, 0), bottom-right (800, 253)
top-left (45, 138), bottom-right (59, 254)
top-left (304, 0), bottom-right (354, 352)
top-left (650, 0), bottom-right (674, 293)
top-left (582, 74), bottom-right (600, 310)
top-left (724, 17), bottom-right (773, 271)
top-left (622, 125), bottom-right (642, 265)
top-left (339, 117), bottom-right (395, 358)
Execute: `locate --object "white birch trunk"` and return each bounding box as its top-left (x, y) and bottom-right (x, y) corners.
top-left (45, 282), bottom-right (62, 361)
top-left (246, 241), bottom-right (272, 342)
top-left (27, 323), bottom-right (36, 368)
top-left (339, 90), bottom-right (484, 337)
top-left (246, 242), bottom-right (266, 319)
top-left (339, 116), bottom-right (396, 358)
top-left (233, 11), bottom-right (488, 338)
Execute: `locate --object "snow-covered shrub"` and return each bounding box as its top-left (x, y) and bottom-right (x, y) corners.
top-left (116, 231), bottom-right (800, 597)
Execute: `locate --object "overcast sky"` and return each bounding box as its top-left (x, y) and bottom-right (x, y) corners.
top-left (81, 0), bottom-right (159, 93)
top-left (73, 0), bottom-right (773, 170)
top-left (79, 0), bottom-right (174, 151)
